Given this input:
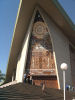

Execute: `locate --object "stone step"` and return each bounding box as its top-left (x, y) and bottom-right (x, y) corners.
top-left (0, 83), bottom-right (74, 100)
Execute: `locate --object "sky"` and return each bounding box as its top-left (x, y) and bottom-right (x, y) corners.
top-left (0, 0), bottom-right (75, 74)
top-left (58, 0), bottom-right (75, 24)
top-left (0, 0), bottom-right (20, 74)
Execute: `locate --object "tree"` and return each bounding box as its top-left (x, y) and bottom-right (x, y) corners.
top-left (0, 70), bottom-right (5, 82)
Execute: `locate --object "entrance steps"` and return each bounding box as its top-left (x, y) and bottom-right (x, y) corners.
top-left (0, 83), bottom-right (75, 100)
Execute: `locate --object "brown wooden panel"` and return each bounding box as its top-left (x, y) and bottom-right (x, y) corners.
top-left (33, 79), bottom-right (58, 89)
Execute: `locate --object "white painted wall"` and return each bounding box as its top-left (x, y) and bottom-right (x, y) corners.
top-left (16, 32), bottom-right (30, 82)
top-left (16, 9), bottom-right (36, 82)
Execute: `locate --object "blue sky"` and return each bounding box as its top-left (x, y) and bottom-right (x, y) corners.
top-left (0, 0), bottom-right (20, 73)
top-left (58, 0), bottom-right (75, 24)
top-left (0, 0), bottom-right (75, 74)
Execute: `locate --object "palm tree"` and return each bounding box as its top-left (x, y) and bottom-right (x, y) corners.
top-left (0, 70), bottom-right (5, 82)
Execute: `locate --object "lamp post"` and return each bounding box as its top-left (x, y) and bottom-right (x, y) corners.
top-left (60, 63), bottom-right (68, 100)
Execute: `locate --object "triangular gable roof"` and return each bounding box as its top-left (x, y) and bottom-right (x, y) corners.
top-left (6, 0), bottom-right (75, 82)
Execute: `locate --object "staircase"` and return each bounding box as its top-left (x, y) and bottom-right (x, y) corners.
top-left (0, 83), bottom-right (75, 100)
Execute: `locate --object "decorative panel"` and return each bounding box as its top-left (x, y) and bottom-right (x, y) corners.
top-left (24, 10), bottom-right (58, 89)
top-left (25, 19), bottom-right (56, 76)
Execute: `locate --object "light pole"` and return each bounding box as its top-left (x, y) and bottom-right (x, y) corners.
top-left (60, 63), bottom-right (68, 100)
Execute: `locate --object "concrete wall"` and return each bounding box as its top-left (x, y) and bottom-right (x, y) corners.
top-left (39, 8), bottom-right (72, 89)
top-left (16, 31), bottom-right (30, 82)
top-left (15, 10), bottom-right (36, 82)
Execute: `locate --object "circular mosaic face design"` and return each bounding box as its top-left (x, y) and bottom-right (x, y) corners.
top-left (33, 22), bottom-right (48, 39)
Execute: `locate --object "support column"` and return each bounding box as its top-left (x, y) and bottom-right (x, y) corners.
top-left (16, 9), bottom-right (36, 83)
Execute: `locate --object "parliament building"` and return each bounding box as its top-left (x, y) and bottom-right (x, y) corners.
top-left (5, 0), bottom-right (75, 89)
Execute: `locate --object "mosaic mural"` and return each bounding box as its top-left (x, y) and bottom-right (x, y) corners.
top-left (25, 11), bottom-right (56, 76)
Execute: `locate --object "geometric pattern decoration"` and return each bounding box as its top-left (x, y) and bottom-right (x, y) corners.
top-left (33, 22), bottom-right (47, 39)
